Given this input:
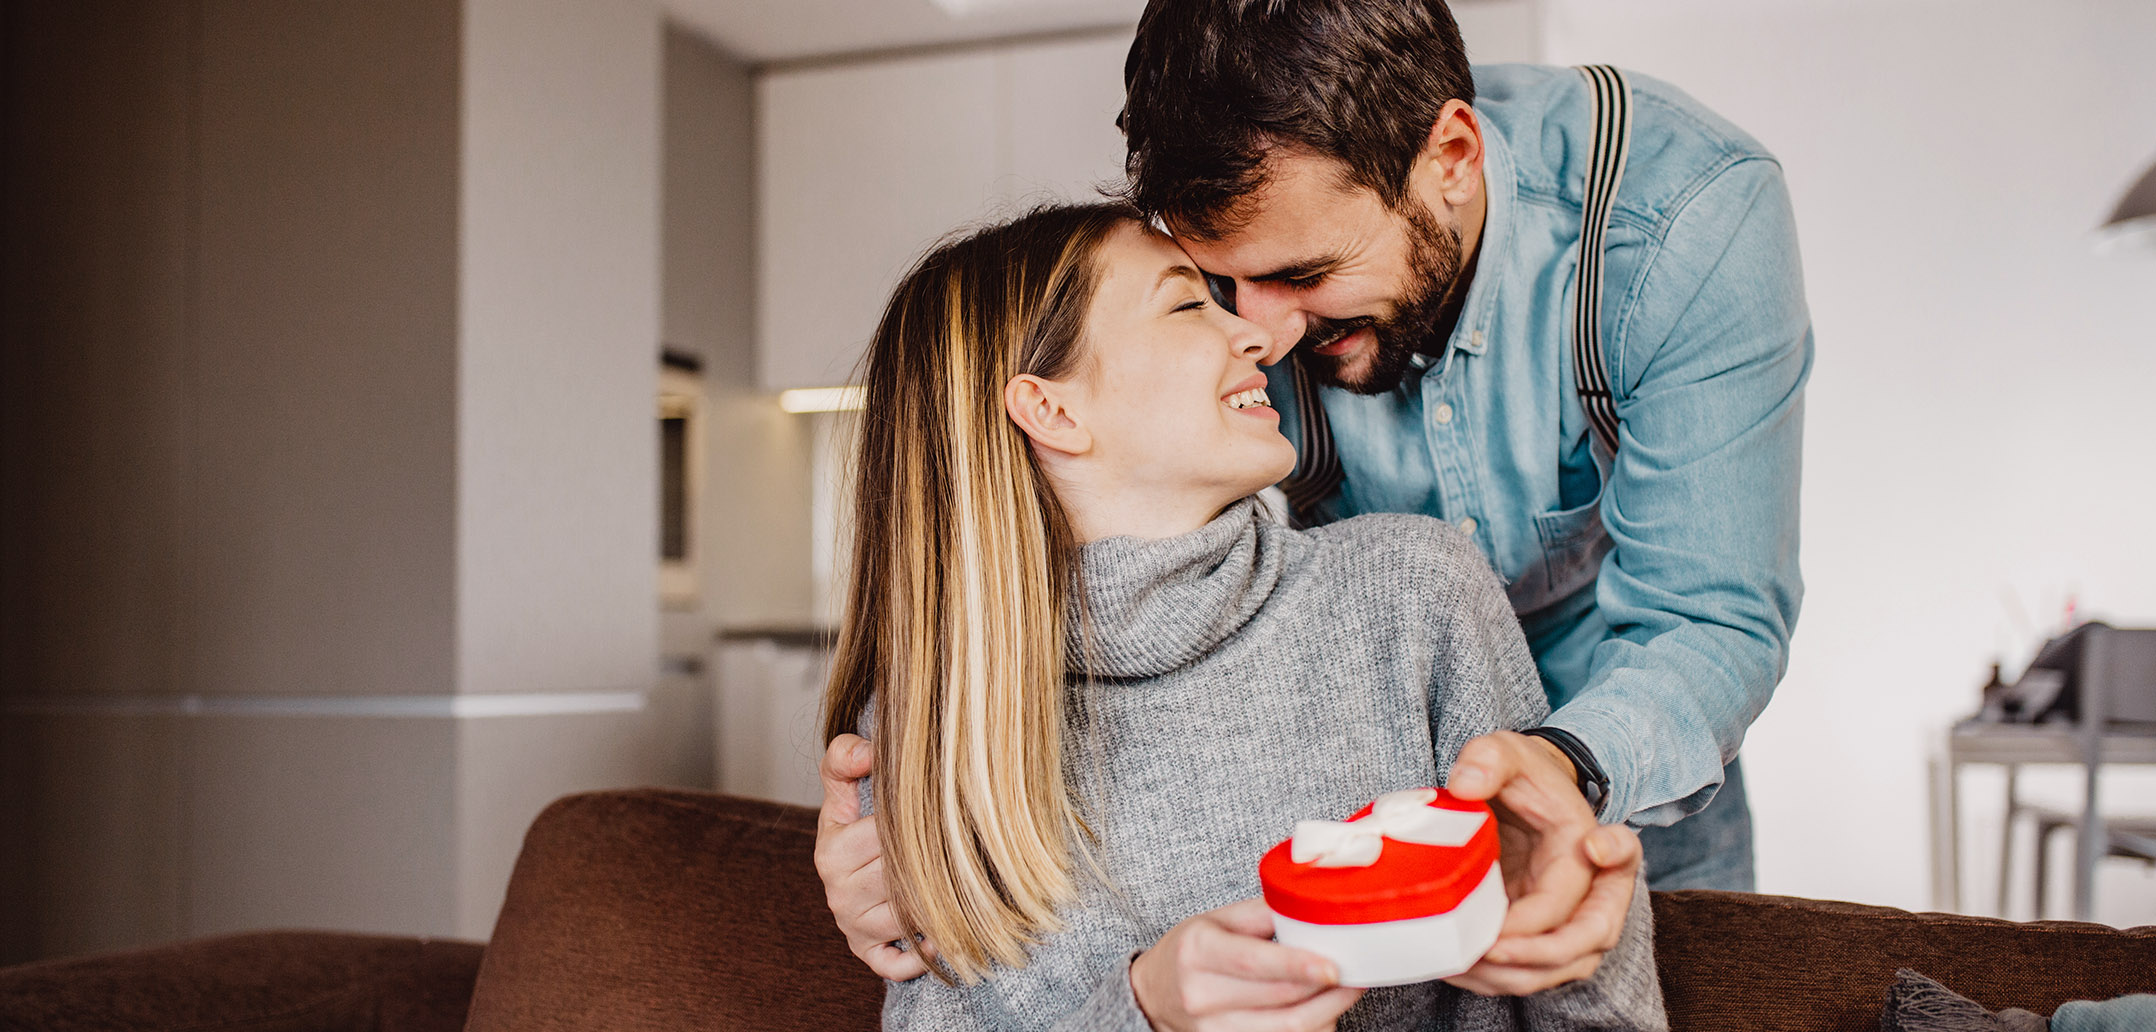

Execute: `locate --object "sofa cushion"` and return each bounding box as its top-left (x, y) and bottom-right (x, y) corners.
top-left (0, 930), bottom-right (483, 1032)
top-left (1653, 890), bottom-right (2156, 1032)
top-left (461, 789), bottom-right (882, 1032)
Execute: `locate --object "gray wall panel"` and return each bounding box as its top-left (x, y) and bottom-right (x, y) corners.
top-left (190, 0), bottom-right (460, 698)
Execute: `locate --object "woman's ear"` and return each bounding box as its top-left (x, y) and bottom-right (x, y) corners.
top-left (1004, 374), bottom-right (1092, 456)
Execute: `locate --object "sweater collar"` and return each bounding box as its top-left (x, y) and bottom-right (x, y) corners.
top-left (1071, 498), bottom-right (1285, 680)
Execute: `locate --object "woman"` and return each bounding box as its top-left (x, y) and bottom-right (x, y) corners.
top-left (824, 202), bottom-right (1664, 1031)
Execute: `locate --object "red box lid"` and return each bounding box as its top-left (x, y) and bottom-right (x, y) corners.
top-left (1258, 789), bottom-right (1498, 925)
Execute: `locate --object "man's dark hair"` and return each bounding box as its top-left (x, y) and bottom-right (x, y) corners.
top-left (1117, 0), bottom-right (1475, 238)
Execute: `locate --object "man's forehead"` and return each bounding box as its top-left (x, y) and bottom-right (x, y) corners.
top-left (1173, 220), bottom-right (1317, 274)
top-left (1168, 150), bottom-right (1377, 273)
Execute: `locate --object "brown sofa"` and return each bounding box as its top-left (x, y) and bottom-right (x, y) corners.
top-left (3, 788), bottom-right (2151, 1032)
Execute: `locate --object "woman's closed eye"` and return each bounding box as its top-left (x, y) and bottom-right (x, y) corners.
top-left (1173, 297), bottom-right (1208, 313)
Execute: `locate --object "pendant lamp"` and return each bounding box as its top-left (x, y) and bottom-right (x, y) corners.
top-left (2100, 158), bottom-right (2156, 252)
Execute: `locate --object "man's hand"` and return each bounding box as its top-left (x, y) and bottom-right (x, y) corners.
top-left (815, 733), bottom-right (930, 981)
top-left (1441, 730), bottom-right (1640, 996)
top-left (1130, 899), bottom-right (1364, 1032)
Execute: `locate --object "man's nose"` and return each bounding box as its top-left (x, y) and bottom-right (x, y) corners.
top-left (1226, 281), bottom-right (1304, 364)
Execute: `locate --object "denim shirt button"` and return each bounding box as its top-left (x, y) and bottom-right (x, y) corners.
top-left (1434, 403), bottom-right (1455, 425)
top-left (1458, 516), bottom-right (1478, 535)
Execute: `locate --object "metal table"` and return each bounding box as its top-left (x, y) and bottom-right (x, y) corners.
top-left (1931, 719), bottom-right (2156, 919)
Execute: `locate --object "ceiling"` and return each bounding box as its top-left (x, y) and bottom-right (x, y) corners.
top-left (661, 0), bottom-right (1148, 65)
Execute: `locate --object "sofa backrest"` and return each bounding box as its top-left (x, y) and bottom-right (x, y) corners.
top-left (1653, 889), bottom-right (2156, 1031)
top-left (464, 788), bottom-right (2156, 1032)
top-left (462, 789), bottom-right (882, 1032)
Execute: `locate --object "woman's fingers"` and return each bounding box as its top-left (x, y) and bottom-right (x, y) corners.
top-left (818, 820), bottom-right (893, 940)
top-left (862, 939), bottom-right (929, 981)
top-left (851, 895), bottom-right (905, 944)
top-left (1197, 931), bottom-right (1335, 989)
top-left (1204, 897), bottom-right (1282, 938)
top-left (1265, 985), bottom-right (1364, 1032)
top-left (1134, 902), bottom-right (1353, 1030)
top-left (811, 741), bottom-right (923, 983)
top-left (817, 734), bottom-right (873, 831)
top-left (812, 735), bottom-right (882, 909)
top-left (817, 811), bottom-right (885, 881)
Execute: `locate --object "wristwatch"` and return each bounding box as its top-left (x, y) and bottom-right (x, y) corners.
top-left (1520, 726), bottom-right (1610, 818)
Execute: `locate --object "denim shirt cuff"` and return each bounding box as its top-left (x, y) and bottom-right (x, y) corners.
top-left (1543, 707), bottom-right (1722, 828)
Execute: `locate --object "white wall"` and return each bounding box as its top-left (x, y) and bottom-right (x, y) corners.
top-left (755, 7), bottom-right (1541, 394)
top-left (755, 32), bottom-right (1135, 392)
top-left (453, 0), bottom-right (672, 938)
top-left (1542, 0), bottom-right (2156, 924)
top-left (459, 0), bottom-right (660, 701)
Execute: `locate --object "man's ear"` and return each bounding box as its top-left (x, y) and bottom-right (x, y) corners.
top-left (1413, 98), bottom-right (1484, 209)
top-left (1004, 374), bottom-right (1091, 456)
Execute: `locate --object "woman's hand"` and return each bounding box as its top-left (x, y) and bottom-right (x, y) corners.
top-left (1130, 899), bottom-right (1363, 1032)
top-left (815, 734), bottom-right (931, 981)
top-left (1441, 731), bottom-right (1641, 995)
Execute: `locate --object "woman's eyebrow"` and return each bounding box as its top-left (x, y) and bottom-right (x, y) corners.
top-left (1151, 264), bottom-right (1206, 296)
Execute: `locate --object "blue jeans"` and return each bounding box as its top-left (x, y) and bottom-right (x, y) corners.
top-left (1637, 756), bottom-right (1755, 891)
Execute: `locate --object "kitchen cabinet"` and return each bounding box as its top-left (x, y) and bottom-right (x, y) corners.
top-left (756, 33), bottom-right (1130, 392)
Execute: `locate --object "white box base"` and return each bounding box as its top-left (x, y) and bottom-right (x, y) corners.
top-left (1270, 863), bottom-right (1507, 987)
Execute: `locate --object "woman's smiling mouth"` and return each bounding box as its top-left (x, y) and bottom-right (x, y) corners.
top-left (1222, 373), bottom-right (1275, 414)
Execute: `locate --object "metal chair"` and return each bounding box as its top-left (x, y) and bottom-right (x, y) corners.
top-left (1998, 626), bottom-right (2156, 920)
top-left (2027, 809), bottom-right (2156, 919)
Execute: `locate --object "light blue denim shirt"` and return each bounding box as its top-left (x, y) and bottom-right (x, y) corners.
top-left (1264, 64), bottom-right (1813, 828)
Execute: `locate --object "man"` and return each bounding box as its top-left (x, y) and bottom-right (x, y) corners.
top-left (818, 0), bottom-right (1809, 1007)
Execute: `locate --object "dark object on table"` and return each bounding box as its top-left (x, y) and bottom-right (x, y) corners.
top-left (1982, 623), bottom-right (2156, 726)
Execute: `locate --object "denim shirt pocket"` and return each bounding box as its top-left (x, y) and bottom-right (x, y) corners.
top-left (1513, 485), bottom-right (1615, 619)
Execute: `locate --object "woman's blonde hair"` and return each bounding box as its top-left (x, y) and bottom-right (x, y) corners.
top-left (823, 202), bottom-right (1138, 983)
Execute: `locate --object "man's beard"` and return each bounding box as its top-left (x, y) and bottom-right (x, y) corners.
top-left (1296, 201), bottom-right (1464, 395)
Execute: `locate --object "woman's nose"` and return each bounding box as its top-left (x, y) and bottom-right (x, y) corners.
top-left (1224, 309), bottom-right (1276, 360)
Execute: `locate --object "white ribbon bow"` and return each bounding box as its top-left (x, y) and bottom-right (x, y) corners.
top-left (1289, 788), bottom-right (1489, 868)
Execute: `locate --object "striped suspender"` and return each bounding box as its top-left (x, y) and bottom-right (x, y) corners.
top-left (1277, 355), bottom-right (1342, 523)
top-left (1274, 66), bottom-right (1634, 523)
top-left (1574, 64), bottom-right (1633, 456)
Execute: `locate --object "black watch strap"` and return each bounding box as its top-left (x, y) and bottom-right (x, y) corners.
top-left (1520, 726), bottom-right (1610, 818)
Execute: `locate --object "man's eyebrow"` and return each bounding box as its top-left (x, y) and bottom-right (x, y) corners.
top-left (1247, 255), bottom-right (1344, 283)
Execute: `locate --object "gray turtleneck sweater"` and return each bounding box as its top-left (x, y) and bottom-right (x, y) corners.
top-left (875, 499), bottom-right (1667, 1031)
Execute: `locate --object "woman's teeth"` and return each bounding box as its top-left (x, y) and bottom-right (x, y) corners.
top-left (1226, 387), bottom-right (1271, 410)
